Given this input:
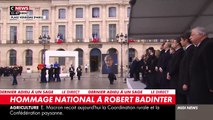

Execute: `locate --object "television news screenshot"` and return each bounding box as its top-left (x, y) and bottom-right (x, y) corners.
top-left (0, 0), bottom-right (213, 119)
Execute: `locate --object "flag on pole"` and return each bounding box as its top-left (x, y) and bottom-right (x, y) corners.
top-left (56, 33), bottom-right (63, 44)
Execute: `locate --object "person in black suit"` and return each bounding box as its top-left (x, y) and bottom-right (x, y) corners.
top-left (146, 47), bottom-right (158, 88)
top-left (48, 64), bottom-right (54, 82)
top-left (179, 32), bottom-right (195, 104)
top-left (69, 64), bottom-right (75, 80)
top-left (158, 41), bottom-right (172, 88)
top-left (102, 54), bottom-right (118, 74)
top-left (76, 65), bottom-right (82, 80)
top-left (167, 37), bottom-right (184, 87)
top-left (130, 57), bottom-right (140, 81)
top-left (12, 66), bottom-right (19, 85)
top-left (54, 66), bottom-right (61, 82)
top-left (108, 71), bottom-right (117, 84)
top-left (189, 27), bottom-right (213, 104)
top-left (40, 65), bottom-right (47, 83)
top-left (167, 37), bottom-right (184, 104)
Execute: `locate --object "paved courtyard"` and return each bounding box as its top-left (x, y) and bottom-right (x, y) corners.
top-left (0, 72), bottom-right (129, 89)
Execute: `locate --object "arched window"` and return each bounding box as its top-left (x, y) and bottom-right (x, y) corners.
top-left (26, 49), bottom-right (33, 66)
top-left (107, 48), bottom-right (117, 55)
top-left (9, 49), bottom-right (17, 66)
top-left (90, 48), bottom-right (101, 72)
top-left (75, 48), bottom-right (83, 65)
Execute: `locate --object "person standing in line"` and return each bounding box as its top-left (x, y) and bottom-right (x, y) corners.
top-left (166, 37), bottom-right (184, 104)
top-left (76, 65), bottom-right (82, 80)
top-left (179, 31), bottom-right (195, 104)
top-left (130, 57), bottom-right (140, 81)
top-left (189, 27), bottom-right (213, 104)
top-left (158, 41), bottom-right (172, 89)
top-left (146, 47), bottom-right (158, 89)
top-left (69, 64), bottom-right (75, 80)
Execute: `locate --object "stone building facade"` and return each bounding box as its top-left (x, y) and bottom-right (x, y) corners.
top-left (0, 0), bottom-right (162, 73)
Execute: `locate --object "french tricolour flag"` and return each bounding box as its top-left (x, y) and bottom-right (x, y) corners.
top-left (92, 33), bottom-right (99, 43)
top-left (56, 33), bottom-right (63, 44)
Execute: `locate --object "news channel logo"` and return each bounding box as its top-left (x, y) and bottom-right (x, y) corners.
top-left (10, 6), bottom-right (29, 15)
top-left (9, 6), bottom-right (45, 20)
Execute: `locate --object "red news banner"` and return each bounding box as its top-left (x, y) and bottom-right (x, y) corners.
top-left (0, 89), bottom-right (176, 105)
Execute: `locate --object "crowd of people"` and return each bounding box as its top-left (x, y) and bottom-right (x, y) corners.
top-left (1, 26), bottom-right (212, 104)
top-left (0, 66), bottom-right (23, 85)
top-left (0, 66), bottom-right (23, 77)
top-left (128, 27), bottom-right (213, 104)
top-left (37, 64), bottom-right (83, 83)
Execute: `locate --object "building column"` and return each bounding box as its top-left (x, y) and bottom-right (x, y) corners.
top-left (85, 5), bottom-right (89, 42)
top-left (51, 5), bottom-right (56, 43)
top-left (102, 4), bottom-right (106, 42)
top-left (2, 7), bottom-right (8, 44)
top-left (67, 5), bottom-right (73, 42)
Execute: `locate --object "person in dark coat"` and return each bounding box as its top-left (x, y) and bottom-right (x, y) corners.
top-left (189, 27), bottom-right (213, 104)
top-left (12, 66), bottom-right (19, 85)
top-left (48, 64), bottom-right (54, 82)
top-left (158, 41), bottom-right (172, 88)
top-left (155, 42), bottom-right (165, 88)
top-left (139, 54), bottom-right (146, 83)
top-left (18, 65), bottom-right (23, 75)
top-left (76, 65), bottom-right (82, 80)
top-left (69, 64), bottom-right (75, 80)
top-left (146, 47), bottom-right (158, 88)
top-left (130, 57), bottom-right (140, 81)
top-left (108, 71), bottom-right (117, 84)
top-left (40, 65), bottom-right (47, 83)
top-left (179, 31), bottom-right (195, 104)
top-left (167, 38), bottom-right (184, 88)
top-left (167, 37), bottom-right (184, 104)
top-left (54, 66), bottom-right (61, 82)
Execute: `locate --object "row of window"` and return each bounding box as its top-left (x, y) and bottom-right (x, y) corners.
top-left (8, 48), bottom-right (136, 66)
top-left (0, 7), bottom-right (130, 20)
top-left (4, 24), bottom-right (122, 42)
top-left (42, 7), bottom-right (130, 19)
top-left (8, 49), bottom-right (84, 66)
